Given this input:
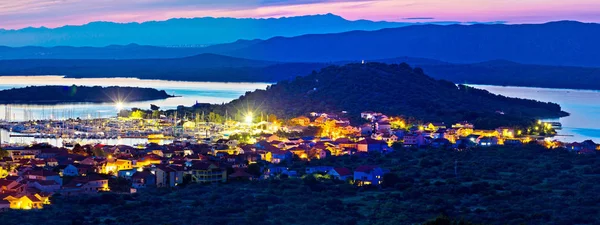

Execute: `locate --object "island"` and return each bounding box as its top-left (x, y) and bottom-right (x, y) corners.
top-left (0, 85), bottom-right (174, 104)
top-left (184, 62), bottom-right (568, 129)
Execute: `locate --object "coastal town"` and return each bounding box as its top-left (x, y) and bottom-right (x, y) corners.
top-left (0, 110), bottom-right (598, 211)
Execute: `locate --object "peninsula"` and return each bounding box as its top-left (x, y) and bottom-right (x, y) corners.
top-left (0, 85), bottom-right (174, 104)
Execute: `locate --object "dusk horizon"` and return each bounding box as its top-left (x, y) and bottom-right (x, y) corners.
top-left (2, 0), bottom-right (600, 29)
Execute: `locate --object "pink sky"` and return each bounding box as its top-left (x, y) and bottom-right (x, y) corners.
top-left (1, 0), bottom-right (600, 29)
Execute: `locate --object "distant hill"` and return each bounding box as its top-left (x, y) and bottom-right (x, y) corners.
top-left (0, 86), bottom-right (173, 104)
top-left (0, 54), bottom-right (328, 82)
top-left (0, 44), bottom-right (206, 60)
top-left (2, 54), bottom-right (600, 89)
top-left (0, 14), bottom-right (425, 47)
top-left (220, 63), bottom-right (568, 129)
top-left (223, 21), bottom-right (600, 67)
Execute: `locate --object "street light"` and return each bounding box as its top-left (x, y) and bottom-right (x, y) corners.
top-left (245, 112), bottom-right (253, 124)
top-left (115, 102), bottom-right (124, 110)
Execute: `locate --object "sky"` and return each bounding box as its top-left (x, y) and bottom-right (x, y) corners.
top-left (1, 0), bottom-right (599, 29)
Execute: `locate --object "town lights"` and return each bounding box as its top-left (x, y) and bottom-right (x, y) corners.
top-left (245, 112), bottom-right (253, 124)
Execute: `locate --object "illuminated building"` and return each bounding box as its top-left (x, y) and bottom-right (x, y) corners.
top-left (3, 194), bottom-right (50, 210)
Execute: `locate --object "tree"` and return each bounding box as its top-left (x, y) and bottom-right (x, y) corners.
top-left (0, 148), bottom-right (8, 158)
top-left (130, 110), bottom-right (146, 119)
top-left (208, 112), bottom-right (223, 124)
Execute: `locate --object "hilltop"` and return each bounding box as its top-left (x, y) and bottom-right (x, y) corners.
top-left (0, 86), bottom-right (173, 104)
top-left (221, 63), bottom-right (568, 128)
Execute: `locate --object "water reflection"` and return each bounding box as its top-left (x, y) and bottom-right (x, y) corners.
top-left (471, 85), bottom-right (600, 142)
top-left (0, 76), bottom-right (270, 121)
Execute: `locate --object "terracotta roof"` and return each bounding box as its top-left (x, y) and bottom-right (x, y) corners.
top-left (332, 168), bottom-right (352, 176)
top-left (24, 169), bottom-right (59, 177)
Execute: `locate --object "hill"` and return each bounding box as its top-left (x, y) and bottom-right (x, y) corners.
top-left (224, 21), bottom-right (600, 67)
top-left (0, 86), bottom-right (173, 104)
top-left (2, 53), bottom-right (600, 90)
top-left (0, 54), bottom-right (328, 82)
top-left (222, 63), bottom-right (568, 128)
top-left (0, 44), bottom-right (207, 60)
top-left (0, 14), bottom-right (421, 47)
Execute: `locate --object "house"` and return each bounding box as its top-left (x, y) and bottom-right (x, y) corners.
top-left (354, 166), bottom-right (386, 186)
top-left (581, 140), bottom-right (597, 150)
top-left (496, 127), bottom-right (516, 138)
top-left (309, 148), bottom-right (331, 159)
top-left (101, 159), bottom-right (133, 175)
top-left (403, 133), bottom-right (426, 148)
top-left (288, 147), bottom-right (307, 159)
top-left (376, 122), bottom-right (392, 133)
top-left (62, 175), bottom-right (109, 194)
top-left (477, 137), bottom-right (499, 147)
top-left (425, 122), bottom-right (446, 132)
top-left (154, 165), bottom-right (185, 188)
top-left (327, 168), bottom-right (352, 181)
top-left (3, 193), bottom-right (49, 209)
top-left (357, 138), bottom-right (392, 153)
top-left (117, 169), bottom-right (137, 180)
top-left (265, 150), bottom-right (293, 164)
top-left (565, 142), bottom-right (583, 151)
top-left (451, 122), bottom-right (474, 129)
top-left (29, 180), bottom-right (61, 193)
top-left (23, 169), bottom-right (62, 186)
top-left (187, 162), bottom-right (227, 184)
top-left (360, 111), bottom-right (380, 120)
top-left (0, 179), bottom-right (22, 193)
top-left (62, 164), bottom-right (79, 176)
top-left (290, 116), bottom-right (311, 126)
top-left (131, 171), bottom-right (156, 188)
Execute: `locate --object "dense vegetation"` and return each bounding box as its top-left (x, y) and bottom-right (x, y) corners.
top-left (2, 144), bottom-right (599, 225)
top-left (0, 85), bottom-right (173, 104)
top-left (214, 63), bottom-right (567, 128)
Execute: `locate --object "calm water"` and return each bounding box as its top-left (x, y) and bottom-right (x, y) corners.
top-left (472, 85), bottom-right (600, 143)
top-left (0, 76), bottom-right (269, 145)
top-left (0, 76), bottom-right (270, 121)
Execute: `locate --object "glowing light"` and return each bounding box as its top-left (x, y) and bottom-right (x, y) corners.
top-left (115, 102), bottom-right (124, 110)
top-left (245, 112), bottom-right (253, 124)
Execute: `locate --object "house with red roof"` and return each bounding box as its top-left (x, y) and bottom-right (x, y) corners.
top-left (328, 168), bottom-right (353, 181)
top-left (23, 169), bottom-right (62, 186)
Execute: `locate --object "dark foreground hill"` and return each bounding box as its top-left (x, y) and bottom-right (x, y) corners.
top-left (0, 86), bottom-right (173, 104)
top-left (223, 63), bottom-right (568, 128)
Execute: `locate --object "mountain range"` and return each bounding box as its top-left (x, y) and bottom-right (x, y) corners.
top-left (221, 21), bottom-right (600, 67)
top-left (0, 14), bottom-right (437, 47)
